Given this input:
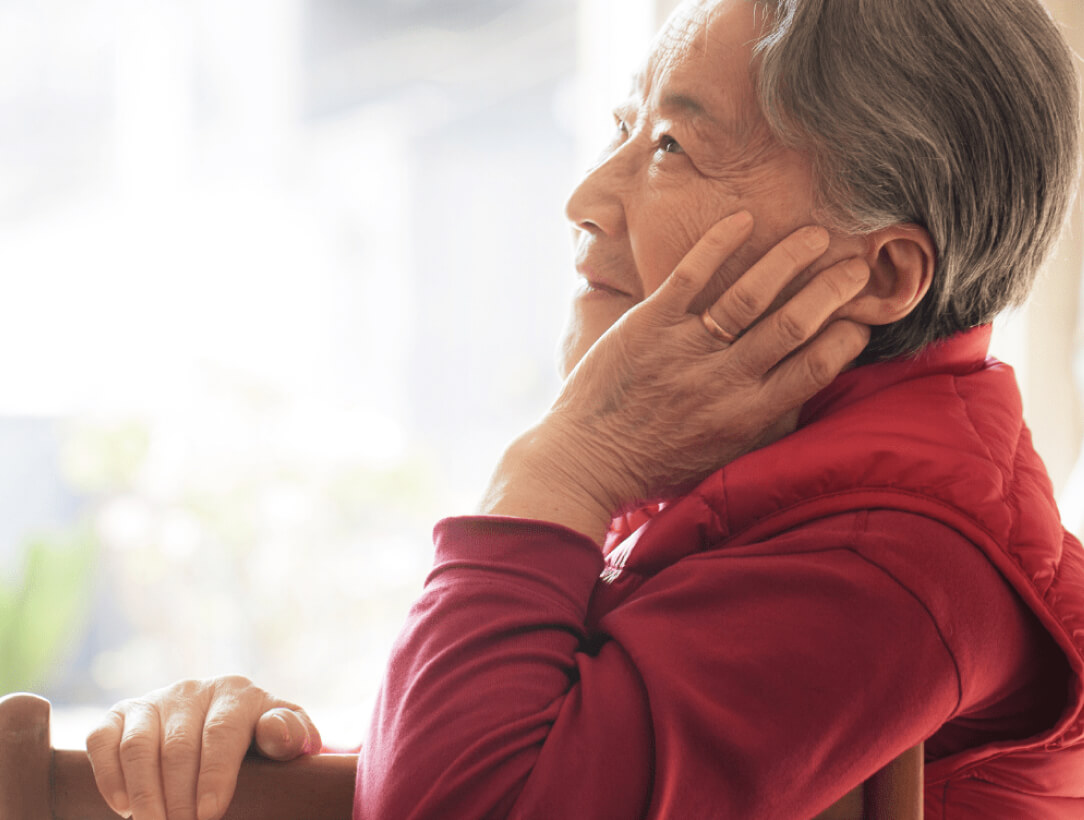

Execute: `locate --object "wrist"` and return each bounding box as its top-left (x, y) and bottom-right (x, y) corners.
top-left (479, 424), bottom-right (618, 547)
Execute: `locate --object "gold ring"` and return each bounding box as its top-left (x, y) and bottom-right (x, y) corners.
top-left (699, 309), bottom-right (739, 345)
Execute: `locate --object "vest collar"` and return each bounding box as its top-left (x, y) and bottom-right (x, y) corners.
top-left (799, 325), bottom-right (993, 429)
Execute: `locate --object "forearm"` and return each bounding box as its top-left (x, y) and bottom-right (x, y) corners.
top-left (355, 516), bottom-right (655, 819)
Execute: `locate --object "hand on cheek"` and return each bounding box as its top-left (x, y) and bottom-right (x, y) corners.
top-left (483, 213), bottom-right (871, 545)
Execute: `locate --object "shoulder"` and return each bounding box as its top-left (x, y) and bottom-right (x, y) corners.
top-left (610, 507), bottom-right (1046, 720)
top-left (798, 510), bottom-right (1054, 724)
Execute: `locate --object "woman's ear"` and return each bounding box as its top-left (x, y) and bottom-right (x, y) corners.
top-left (839, 224), bottom-right (936, 326)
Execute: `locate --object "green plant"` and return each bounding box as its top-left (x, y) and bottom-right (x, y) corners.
top-left (0, 524), bottom-right (97, 693)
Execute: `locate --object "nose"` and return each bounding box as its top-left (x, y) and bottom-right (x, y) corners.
top-left (564, 144), bottom-right (631, 237)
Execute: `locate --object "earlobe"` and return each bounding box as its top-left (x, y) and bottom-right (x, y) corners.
top-left (843, 224), bottom-right (935, 326)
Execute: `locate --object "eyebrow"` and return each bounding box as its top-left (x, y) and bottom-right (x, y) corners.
top-left (627, 73), bottom-right (721, 127)
top-left (660, 93), bottom-right (718, 125)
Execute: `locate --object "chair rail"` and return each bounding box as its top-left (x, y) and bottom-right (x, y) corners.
top-left (1, 691), bottom-right (922, 819)
top-left (1, 692), bottom-right (356, 820)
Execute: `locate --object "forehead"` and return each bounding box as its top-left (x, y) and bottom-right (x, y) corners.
top-left (636, 0), bottom-right (762, 127)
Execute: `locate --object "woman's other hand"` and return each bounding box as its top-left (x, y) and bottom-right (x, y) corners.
top-left (85, 675), bottom-right (321, 820)
top-left (482, 211), bottom-right (871, 543)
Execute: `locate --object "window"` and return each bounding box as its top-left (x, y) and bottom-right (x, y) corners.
top-left (5, 0), bottom-right (1079, 750)
top-left (0, 0), bottom-right (655, 746)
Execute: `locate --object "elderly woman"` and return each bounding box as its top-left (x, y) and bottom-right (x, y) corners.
top-left (86, 0), bottom-right (1083, 818)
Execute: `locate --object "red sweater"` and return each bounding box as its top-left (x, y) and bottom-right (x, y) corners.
top-left (356, 326), bottom-right (1084, 818)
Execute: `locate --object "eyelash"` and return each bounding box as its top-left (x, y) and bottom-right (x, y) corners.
top-left (613, 116), bottom-right (684, 156)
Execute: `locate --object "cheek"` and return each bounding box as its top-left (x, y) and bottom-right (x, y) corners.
top-left (681, 224), bottom-right (809, 316)
top-left (627, 198), bottom-right (720, 297)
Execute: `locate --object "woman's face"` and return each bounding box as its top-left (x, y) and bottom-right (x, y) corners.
top-left (560, 0), bottom-right (843, 377)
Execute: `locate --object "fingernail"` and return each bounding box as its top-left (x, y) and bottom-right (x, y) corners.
top-left (198, 792), bottom-right (219, 820)
top-left (111, 792), bottom-right (131, 817)
top-left (273, 712), bottom-right (292, 745)
top-left (729, 210), bottom-right (753, 228)
top-left (846, 259), bottom-right (869, 282)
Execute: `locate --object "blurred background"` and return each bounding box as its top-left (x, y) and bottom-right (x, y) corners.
top-left (1, 0), bottom-right (1082, 747)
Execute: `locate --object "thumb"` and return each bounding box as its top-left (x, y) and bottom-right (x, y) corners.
top-left (253, 707), bottom-right (322, 760)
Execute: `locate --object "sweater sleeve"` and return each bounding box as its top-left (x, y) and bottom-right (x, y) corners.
top-left (356, 513), bottom-right (968, 819)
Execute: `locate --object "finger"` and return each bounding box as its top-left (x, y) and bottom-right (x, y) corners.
top-left (762, 319), bottom-right (871, 408)
top-left (118, 700), bottom-right (168, 820)
top-left (86, 708), bottom-right (133, 818)
top-left (731, 257), bottom-right (870, 376)
top-left (194, 690), bottom-right (264, 820)
top-left (160, 704), bottom-right (205, 820)
top-left (254, 706), bottom-right (323, 761)
top-left (704, 224), bottom-right (830, 342)
top-left (650, 210), bottom-right (754, 321)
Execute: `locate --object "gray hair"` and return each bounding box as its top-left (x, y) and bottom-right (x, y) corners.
top-left (751, 0), bottom-right (1080, 361)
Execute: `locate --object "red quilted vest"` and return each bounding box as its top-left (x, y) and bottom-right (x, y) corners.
top-left (604, 325), bottom-right (1084, 817)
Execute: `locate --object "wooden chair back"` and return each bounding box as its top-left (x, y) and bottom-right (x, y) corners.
top-left (813, 741), bottom-right (925, 820)
top-left (0, 691), bottom-right (922, 819)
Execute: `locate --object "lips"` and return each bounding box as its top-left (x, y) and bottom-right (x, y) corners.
top-left (579, 275), bottom-right (633, 298)
top-left (575, 260), bottom-right (638, 299)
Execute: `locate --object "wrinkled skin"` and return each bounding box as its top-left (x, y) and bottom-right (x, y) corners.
top-left (86, 676), bottom-right (320, 820)
top-left (87, 2), bottom-right (895, 818)
top-left (482, 0), bottom-right (877, 541)
top-left (557, 0), bottom-right (872, 375)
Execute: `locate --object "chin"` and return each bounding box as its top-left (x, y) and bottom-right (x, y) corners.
top-left (557, 332), bottom-right (593, 379)
top-left (557, 326), bottom-right (611, 380)
top-left (558, 298), bottom-right (629, 378)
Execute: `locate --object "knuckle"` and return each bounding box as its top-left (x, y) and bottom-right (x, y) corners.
top-left (203, 711), bottom-right (236, 731)
top-left (126, 782), bottom-right (163, 812)
top-left (198, 756), bottom-right (236, 781)
top-left (805, 350), bottom-right (836, 387)
top-left (213, 674), bottom-right (257, 698)
top-left (668, 266), bottom-right (698, 293)
top-left (170, 678), bottom-right (203, 698)
top-left (726, 284), bottom-right (762, 323)
top-left (166, 798), bottom-right (198, 820)
top-left (86, 722), bottom-right (119, 754)
top-left (125, 696), bottom-right (154, 714)
top-left (218, 673), bottom-right (254, 689)
top-left (119, 732), bottom-right (158, 765)
top-left (161, 731), bottom-right (200, 765)
top-left (821, 271), bottom-right (851, 303)
top-left (201, 714), bottom-right (247, 747)
top-left (776, 240), bottom-right (804, 270)
top-left (86, 726), bottom-right (108, 747)
top-left (774, 309), bottom-right (808, 345)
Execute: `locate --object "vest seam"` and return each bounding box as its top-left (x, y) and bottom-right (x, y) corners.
top-left (720, 487), bottom-right (1002, 549)
top-left (961, 768), bottom-right (1084, 799)
top-left (951, 374), bottom-right (1006, 489)
top-left (842, 543), bottom-right (965, 718)
top-left (680, 533), bottom-right (966, 717)
top-left (1003, 437), bottom-right (1033, 591)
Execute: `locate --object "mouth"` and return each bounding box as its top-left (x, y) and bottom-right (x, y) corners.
top-left (575, 264), bottom-right (637, 300)
top-left (580, 279), bottom-right (633, 298)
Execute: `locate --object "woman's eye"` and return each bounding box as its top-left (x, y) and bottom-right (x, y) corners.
top-left (657, 134), bottom-right (683, 155)
top-left (614, 116), bottom-right (630, 137)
